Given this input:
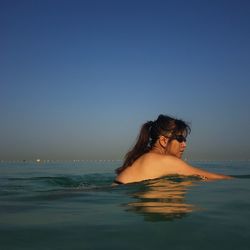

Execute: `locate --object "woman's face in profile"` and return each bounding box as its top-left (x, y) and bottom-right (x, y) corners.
top-left (166, 135), bottom-right (187, 158)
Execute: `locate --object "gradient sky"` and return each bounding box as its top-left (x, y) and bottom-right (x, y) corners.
top-left (1, 0), bottom-right (250, 161)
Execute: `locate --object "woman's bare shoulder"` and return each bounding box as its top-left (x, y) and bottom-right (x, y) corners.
top-left (139, 153), bottom-right (186, 175)
top-left (143, 153), bottom-right (184, 164)
top-left (140, 153), bottom-right (185, 167)
top-left (161, 155), bottom-right (187, 165)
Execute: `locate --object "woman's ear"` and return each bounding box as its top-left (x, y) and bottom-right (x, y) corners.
top-left (159, 136), bottom-right (168, 147)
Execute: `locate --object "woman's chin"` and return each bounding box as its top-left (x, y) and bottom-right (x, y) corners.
top-left (179, 152), bottom-right (184, 158)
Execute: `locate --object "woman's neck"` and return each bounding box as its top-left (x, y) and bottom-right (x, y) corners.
top-left (150, 145), bottom-right (166, 155)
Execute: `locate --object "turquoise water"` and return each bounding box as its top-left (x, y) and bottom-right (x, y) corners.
top-left (0, 161), bottom-right (250, 250)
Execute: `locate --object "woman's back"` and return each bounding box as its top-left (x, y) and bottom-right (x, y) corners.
top-left (115, 153), bottom-right (175, 184)
top-left (115, 152), bottom-right (232, 184)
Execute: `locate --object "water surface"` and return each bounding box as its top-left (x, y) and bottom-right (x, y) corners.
top-left (0, 161), bottom-right (250, 250)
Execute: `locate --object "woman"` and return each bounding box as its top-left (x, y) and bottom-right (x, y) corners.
top-left (114, 114), bottom-right (232, 185)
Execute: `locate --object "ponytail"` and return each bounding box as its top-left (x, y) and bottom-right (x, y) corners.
top-left (116, 121), bottom-right (153, 174)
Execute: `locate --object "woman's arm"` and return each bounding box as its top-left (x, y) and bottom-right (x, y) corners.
top-left (163, 156), bottom-right (232, 180)
top-left (181, 163), bottom-right (232, 180)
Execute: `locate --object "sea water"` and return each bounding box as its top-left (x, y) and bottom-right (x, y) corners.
top-left (0, 161), bottom-right (250, 250)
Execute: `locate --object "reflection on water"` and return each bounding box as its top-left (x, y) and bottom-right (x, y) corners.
top-left (125, 176), bottom-right (201, 222)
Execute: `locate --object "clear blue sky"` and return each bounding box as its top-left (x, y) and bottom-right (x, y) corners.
top-left (1, 0), bottom-right (250, 161)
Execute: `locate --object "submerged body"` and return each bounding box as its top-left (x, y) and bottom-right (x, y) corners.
top-left (114, 114), bottom-right (232, 185)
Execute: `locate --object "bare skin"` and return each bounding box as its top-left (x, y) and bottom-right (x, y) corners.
top-left (115, 135), bottom-right (232, 184)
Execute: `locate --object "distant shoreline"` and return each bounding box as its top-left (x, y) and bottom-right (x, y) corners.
top-left (0, 159), bottom-right (249, 164)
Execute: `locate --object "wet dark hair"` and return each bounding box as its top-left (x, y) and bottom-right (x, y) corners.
top-left (116, 114), bottom-right (191, 174)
